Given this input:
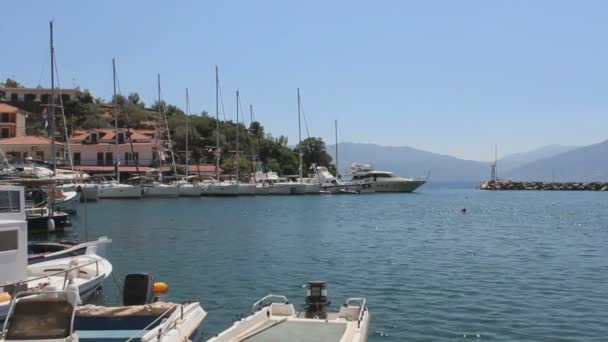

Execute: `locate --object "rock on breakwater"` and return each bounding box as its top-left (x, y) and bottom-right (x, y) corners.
top-left (479, 180), bottom-right (608, 191)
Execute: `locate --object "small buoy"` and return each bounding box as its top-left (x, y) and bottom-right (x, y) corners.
top-left (47, 218), bottom-right (56, 232)
top-left (0, 292), bottom-right (11, 303)
top-left (153, 282), bottom-right (169, 293)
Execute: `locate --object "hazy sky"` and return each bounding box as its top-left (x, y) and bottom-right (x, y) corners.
top-left (2, 0), bottom-right (607, 161)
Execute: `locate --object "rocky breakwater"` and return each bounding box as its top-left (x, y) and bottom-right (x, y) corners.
top-left (479, 180), bottom-right (608, 191)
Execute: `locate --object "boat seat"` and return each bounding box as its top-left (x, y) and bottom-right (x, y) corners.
top-left (270, 303), bottom-right (295, 317)
top-left (5, 297), bottom-right (74, 340)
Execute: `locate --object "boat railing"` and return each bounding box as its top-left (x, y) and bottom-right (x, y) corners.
top-left (345, 297), bottom-right (367, 328)
top-left (252, 294), bottom-right (289, 312)
top-left (0, 256), bottom-right (102, 295)
top-left (124, 302), bottom-right (199, 342)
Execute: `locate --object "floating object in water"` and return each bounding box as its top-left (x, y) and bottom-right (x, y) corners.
top-left (153, 281), bottom-right (169, 293)
top-left (461, 208), bottom-right (467, 214)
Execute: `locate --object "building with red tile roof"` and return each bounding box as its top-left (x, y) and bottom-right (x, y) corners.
top-left (0, 103), bottom-right (26, 139)
top-left (0, 135), bottom-right (64, 162)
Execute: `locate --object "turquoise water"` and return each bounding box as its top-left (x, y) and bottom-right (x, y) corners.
top-left (66, 186), bottom-right (607, 341)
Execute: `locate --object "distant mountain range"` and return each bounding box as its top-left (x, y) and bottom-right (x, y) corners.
top-left (327, 140), bottom-right (607, 182)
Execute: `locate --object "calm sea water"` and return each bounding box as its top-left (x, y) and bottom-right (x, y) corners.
top-left (61, 185), bottom-right (607, 341)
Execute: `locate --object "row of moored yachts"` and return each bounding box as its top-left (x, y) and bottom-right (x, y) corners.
top-left (0, 185), bottom-right (369, 342)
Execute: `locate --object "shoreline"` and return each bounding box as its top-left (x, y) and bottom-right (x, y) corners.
top-left (479, 180), bottom-right (608, 191)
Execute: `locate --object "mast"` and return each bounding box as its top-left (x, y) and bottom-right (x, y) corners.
top-left (215, 65), bottom-right (220, 181)
top-left (112, 58), bottom-right (119, 183)
top-left (185, 88), bottom-right (190, 178)
top-left (158, 74), bottom-right (177, 177)
top-left (297, 88), bottom-right (303, 182)
top-left (250, 104), bottom-right (256, 181)
top-left (236, 90), bottom-right (240, 181)
top-left (335, 119), bottom-right (339, 178)
top-left (49, 21), bottom-right (56, 175)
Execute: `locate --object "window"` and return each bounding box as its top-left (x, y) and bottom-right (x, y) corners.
top-left (1, 128), bottom-right (9, 138)
top-left (24, 94), bottom-right (36, 102)
top-left (90, 132), bottom-right (99, 143)
top-left (0, 190), bottom-right (21, 214)
top-left (117, 132), bottom-right (125, 144)
top-left (73, 152), bottom-right (81, 165)
top-left (0, 230), bottom-right (18, 252)
top-left (105, 152), bottom-right (113, 165)
top-left (10, 94), bottom-right (18, 102)
top-left (1, 113), bottom-right (9, 123)
top-left (36, 151), bottom-right (44, 160)
top-left (97, 152), bottom-right (104, 165)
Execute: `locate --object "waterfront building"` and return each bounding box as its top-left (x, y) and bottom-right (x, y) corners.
top-left (0, 103), bottom-right (26, 139)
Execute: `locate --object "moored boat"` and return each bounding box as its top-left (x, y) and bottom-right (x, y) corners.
top-left (98, 181), bottom-right (143, 199)
top-left (208, 281), bottom-right (369, 342)
top-left (350, 163), bottom-right (425, 193)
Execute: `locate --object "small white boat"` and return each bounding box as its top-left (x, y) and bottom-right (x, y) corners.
top-left (209, 281), bottom-right (369, 342)
top-left (28, 236), bottom-right (112, 265)
top-left (143, 183), bottom-right (180, 198)
top-left (0, 273), bottom-right (206, 342)
top-left (57, 183), bottom-right (99, 201)
top-left (98, 181), bottom-right (143, 199)
top-left (0, 186), bottom-right (113, 320)
top-left (51, 190), bottom-right (81, 214)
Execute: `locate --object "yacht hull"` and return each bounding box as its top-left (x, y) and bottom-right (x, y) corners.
top-left (292, 183), bottom-right (321, 194)
top-left (98, 185), bottom-right (143, 199)
top-left (255, 184), bottom-right (292, 195)
top-left (58, 184), bottom-right (99, 201)
top-left (369, 180), bottom-right (426, 193)
top-left (178, 184), bottom-right (202, 197)
top-left (143, 184), bottom-right (180, 198)
top-left (206, 184), bottom-right (239, 196)
top-left (237, 184), bottom-right (257, 195)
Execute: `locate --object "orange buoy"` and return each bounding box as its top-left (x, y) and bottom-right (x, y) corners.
top-left (153, 282), bottom-right (169, 293)
top-left (0, 292), bottom-right (11, 303)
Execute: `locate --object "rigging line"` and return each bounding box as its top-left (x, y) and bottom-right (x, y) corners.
top-left (218, 79), bottom-right (227, 121)
top-left (52, 49), bottom-right (74, 172)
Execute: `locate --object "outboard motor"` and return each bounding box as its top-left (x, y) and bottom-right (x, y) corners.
top-left (123, 273), bottom-right (153, 306)
top-left (304, 281), bottom-right (329, 319)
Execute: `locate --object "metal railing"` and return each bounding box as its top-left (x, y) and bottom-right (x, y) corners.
top-left (345, 297), bottom-right (367, 328)
top-left (252, 294), bottom-right (289, 313)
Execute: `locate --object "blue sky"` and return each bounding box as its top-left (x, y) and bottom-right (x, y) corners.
top-left (2, 0), bottom-right (608, 161)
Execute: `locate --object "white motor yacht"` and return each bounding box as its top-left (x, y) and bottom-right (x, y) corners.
top-left (208, 281), bottom-right (369, 342)
top-left (98, 181), bottom-right (143, 199)
top-left (350, 163), bottom-right (426, 193)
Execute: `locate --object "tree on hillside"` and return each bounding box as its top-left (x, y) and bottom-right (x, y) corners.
top-left (128, 92), bottom-right (145, 108)
top-left (296, 137), bottom-right (333, 171)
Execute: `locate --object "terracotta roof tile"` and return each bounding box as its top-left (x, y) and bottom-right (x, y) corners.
top-left (0, 135), bottom-right (64, 145)
top-left (0, 103), bottom-right (19, 113)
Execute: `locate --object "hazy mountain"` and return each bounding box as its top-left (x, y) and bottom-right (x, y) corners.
top-left (498, 144), bottom-right (578, 172)
top-left (504, 139), bottom-right (608, 181)
top-left (327, 143), bottom-right (490, 182)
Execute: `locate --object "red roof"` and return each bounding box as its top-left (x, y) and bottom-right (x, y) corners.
top-left (0, 136), bottom-right (63, 145)
top-left (159, 164), bottom-right (221, 173)
top-left (73, 166), bottom-right (156, 173)
top-left (0, 103), bottom-right (19, 113)
top-left (70, 128), bottom-right (155, 143)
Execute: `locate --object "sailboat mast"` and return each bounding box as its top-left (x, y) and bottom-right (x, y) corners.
top-left (335, 119), bottom-right (339, 178)
top-left (185, 88), bottom-right (190, 178)
top-left (297, 88), bottom-right (303, 182)
top-left (236, 90), bottom-right (240, 181)
top-left (49, 21), bottom-right (56, 175)
top-left (112, 58), bottom-right (119, 183)
top-left (215, 66), bottom-right (220, 181)
top-left (158, 74), bottom-right (177, 177)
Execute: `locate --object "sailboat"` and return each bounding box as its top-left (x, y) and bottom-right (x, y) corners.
top-left (176, 88), bottom-right (203, 197)
top-left (291, 88), bottom-right (320, 195)
top-left (203, 66), bottom-right (239, 196)
top-left (97, 59), bottom-right (142, 199)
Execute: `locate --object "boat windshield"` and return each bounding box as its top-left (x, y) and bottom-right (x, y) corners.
top-left (5, 296), bottom-right (74, 340)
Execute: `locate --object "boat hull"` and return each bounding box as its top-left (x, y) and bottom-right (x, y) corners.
top-left (206, 184), bottom-right (240, 196)
top-left (255, 184), bottom-right (292, 195)
top-left (369, 180), bottom-right (426, 193)
top-left (143, 185), bottom-right (180, 198)
top-left (292, 183), bottom-right (321, 194)
top-left (237, 184), bottom-right (257, 195)
top-left (54, 191), bottom-right (81, 214)
top-left (178, 184), bottom-right (202, 197)
top-left (26, 212), bottom-right (71, 233)
top-left (98, 185), bottom-right (143, 199)
top-left (58, 184), bottom-right (99, 201)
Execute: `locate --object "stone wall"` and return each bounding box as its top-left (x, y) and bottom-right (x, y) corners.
top-left (480, 180), bottom-right (608, 191)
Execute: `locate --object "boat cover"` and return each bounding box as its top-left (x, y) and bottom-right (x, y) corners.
top-left (76, 302), bottom-right (176, 317)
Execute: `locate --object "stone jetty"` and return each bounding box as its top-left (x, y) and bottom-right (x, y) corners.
top-left (479, 180), bottom-right (608, 191)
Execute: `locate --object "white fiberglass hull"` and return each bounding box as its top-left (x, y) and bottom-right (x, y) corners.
top-left (205, 183), bottom-right (240, 196)
top-left (237, 183), bottom-right (257, 195)
top-left (178, 184), bottom-right (202, 197)
top-left (58, 183), bottom-right (99, 201)
top-left (98, 184), bottom-right (143, 199)
top-left (368, 179), bottom-right (425, 193)
top-left (292, 183), bottom-right (321, 194)
top-left (255, 184), bottom-right (292, 195)
top-left (143, 184), bottom-right (180, 198)
top-left (53, 191), bottom-right (81, 213)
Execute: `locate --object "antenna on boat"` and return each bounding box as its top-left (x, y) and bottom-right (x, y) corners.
top-left (112, 58), bottom-right (119, 183)
top-left (185, 88), bottom-right (190, 179)
top-left (236, 90), bottom-right (240, 181)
